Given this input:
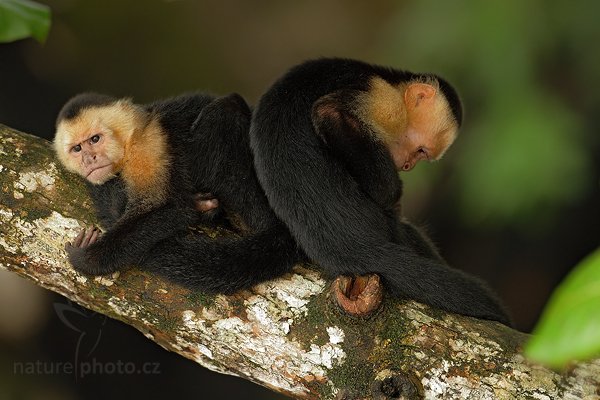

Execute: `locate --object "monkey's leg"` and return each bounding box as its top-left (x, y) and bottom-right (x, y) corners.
top-left (188, 93), bottom-right (279, 232)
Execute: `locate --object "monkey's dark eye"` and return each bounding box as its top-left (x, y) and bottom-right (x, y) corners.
top-left (72, 144), bottom-right (82, 153)
top-left (91, 135), bottom-right (100, 143)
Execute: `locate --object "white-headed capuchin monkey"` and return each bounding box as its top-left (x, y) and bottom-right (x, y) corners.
top-left (54, 92), bottom-right (302, 293)
top-left (250, 58), bottom-right (511, 325)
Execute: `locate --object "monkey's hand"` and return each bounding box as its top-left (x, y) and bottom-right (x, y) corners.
top-left (65, 227), bottom-right (102, 274)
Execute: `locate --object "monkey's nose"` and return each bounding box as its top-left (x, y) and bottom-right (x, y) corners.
top-left (82, 153), bottom-right (96, 166)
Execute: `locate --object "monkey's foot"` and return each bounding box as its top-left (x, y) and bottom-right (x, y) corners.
top-left (193, 193), bottom-right (219, 213)
top-left (332, 274), bottom-right (383, 316)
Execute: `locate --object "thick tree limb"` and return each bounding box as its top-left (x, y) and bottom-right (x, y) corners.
top-left (1, 123), bottom-right (598, 399)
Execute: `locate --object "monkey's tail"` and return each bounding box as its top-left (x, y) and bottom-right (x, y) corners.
top-left (140, 225), bottom-right (304, 293)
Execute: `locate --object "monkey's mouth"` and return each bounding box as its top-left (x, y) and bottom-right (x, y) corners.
top-left (86, 164), bottom-right (113, 180)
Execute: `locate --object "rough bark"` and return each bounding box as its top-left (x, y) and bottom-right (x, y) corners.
top-left (0, 123), bottom-right (598, 399)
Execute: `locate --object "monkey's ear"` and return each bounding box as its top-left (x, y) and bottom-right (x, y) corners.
top-left (404, 83), bottom-right (437, 109)
top-left (312, 92), bottom-right (362, 144)
top-left (313, 95), bottom-right (342, 124)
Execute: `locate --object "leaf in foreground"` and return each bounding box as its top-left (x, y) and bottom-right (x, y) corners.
top-left (525, 248), bottom-right (600, 368)
top-left (0, 0), bottom-right (51, 43)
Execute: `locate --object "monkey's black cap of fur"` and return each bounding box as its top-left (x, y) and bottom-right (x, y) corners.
top-left (56, 93), bottom-right (116, 126)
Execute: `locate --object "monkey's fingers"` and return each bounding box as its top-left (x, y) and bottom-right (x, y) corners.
top-left (88, 228), bottom-right (101, 246)
top-left (80, 227), bottom-right (98, 247)
top-left (71, 229), bottom-right (86, 247)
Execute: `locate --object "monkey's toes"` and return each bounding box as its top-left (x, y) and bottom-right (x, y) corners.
top-left (193, 193), bottom-right (220, 212)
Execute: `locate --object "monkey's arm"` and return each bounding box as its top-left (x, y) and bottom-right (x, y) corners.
top-left (312, 94), bottom-right (446, 261)
top-left (86, 179), bottom-right (128, 229)
top-left (313, 92), bottom-right (402, 210)
top-left (66, 204), bottom-right (196, 275)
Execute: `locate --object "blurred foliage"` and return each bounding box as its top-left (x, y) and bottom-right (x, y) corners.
top-left (0, 0), bottom-right (50, 43)
top-left (525, 248), bottom-right (600, 368)
top-left (382, 1), bottom-right (599, 230)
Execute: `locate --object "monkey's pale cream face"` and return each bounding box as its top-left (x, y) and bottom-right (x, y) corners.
top-left (73, 132), bottom-right (115, 183)
top-left (390, 122), bottom-right (457, 172)
top-left (390, 83), bottom-right (458, 172)
top-left (54, 103), bottom-right (138, 185)
top-left (364, 78), bottom-right (458, 172)
top-left (54, 104), bottom-right (137, 185)
top-left (56, 124), bottom-right (120, 184)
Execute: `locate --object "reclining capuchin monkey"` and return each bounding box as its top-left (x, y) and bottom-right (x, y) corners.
top-left (54, 92), bottom-right (302, 292)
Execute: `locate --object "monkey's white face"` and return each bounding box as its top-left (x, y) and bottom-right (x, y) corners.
top-left (363, 78), bottom-right (458, 172)
top-left (391, 121), bottom-right (457, 172)
top-left (54, 102), bottom-right (141, 185)
top-left (391, 83), bottom-right (458, 171)
top-left (56, 126), bottom-right (121, 184)
top-left (55, 115), bottom-right (127, 185)
top-left (72, 132), bottom-right (116, 183)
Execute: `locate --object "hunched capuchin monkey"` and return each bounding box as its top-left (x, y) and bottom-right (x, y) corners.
top-left (250, 58), bottom-right (511, 325)
top-left (54, 92), bottom-right (302, 293)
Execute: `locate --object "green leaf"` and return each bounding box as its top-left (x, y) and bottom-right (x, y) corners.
top-left (525, 248), bottom-right (600, 368)
top-left (0, 0), bottom-right (51, 43)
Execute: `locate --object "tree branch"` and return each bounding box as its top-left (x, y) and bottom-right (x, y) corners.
top-left (0, 123), bottom-right (598, 399)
